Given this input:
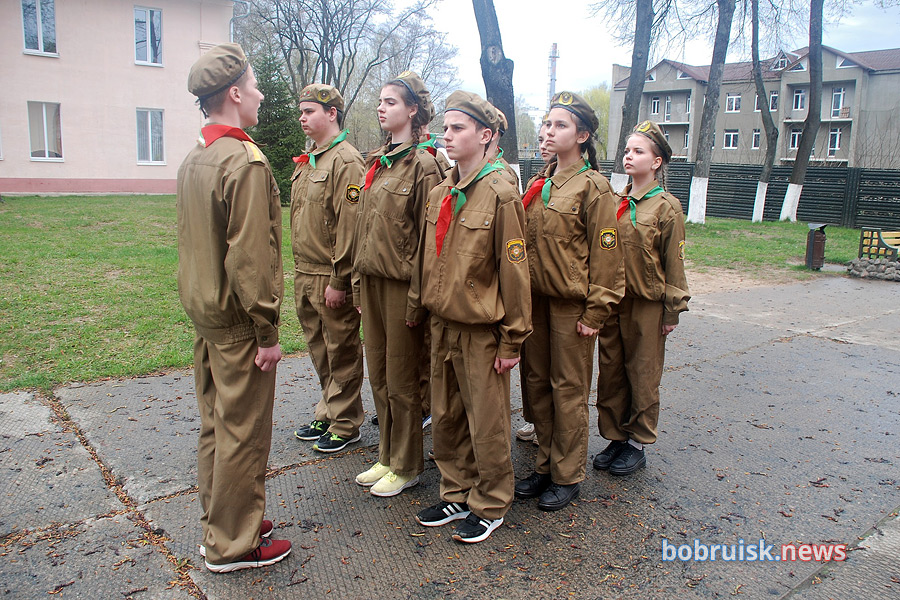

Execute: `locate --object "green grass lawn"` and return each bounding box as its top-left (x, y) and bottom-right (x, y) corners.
top-left (0, 195), bottom-right (860, 392)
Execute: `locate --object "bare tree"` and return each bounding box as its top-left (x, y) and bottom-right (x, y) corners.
top-left (686, 0), bottom-right (736, 224)
top-left (780, 0), bottom-right (824, 221)
top-left (749, 0), bottom-right (779, 222)
top-left (472, 0), bottom-right (519, 165)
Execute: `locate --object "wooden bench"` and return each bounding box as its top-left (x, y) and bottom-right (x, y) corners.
top-left (859, 228), bottom-right (900, 260)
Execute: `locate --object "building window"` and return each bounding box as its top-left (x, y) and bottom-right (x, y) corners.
top-left (22, 0), bottom-right (56, 54)
top-left (27, 101), bottom-right (62, 160)
top-left (770, 91), bottom-right (778, 111)
top-left (774, 57), bottom-right (788, 70)
top-left (651, 97), bottom-right (660, 115)
top-left (136, 109), bottom-right (164, 163)
top-left (684, 130), bottom-right (689, 149)
top-left (664, 96), bottom-right (671, 122)
top-left (685, 93), bottom-right (691, 114)
top-left (752, 129), bottom-right (761, 149)
top-left (832, 87), bottom-right (845, 118)
top-left (724, 129), bottom-right (739, 149)
top-left (828, 128), bottom-right (841, 156)
top-left (793, 89), bottom-right (806, 110)
top-left (754, 94), bottom-right (761, 112)
top-left (790, 128), bottom-right (802, 150)
top-left (135, 7), bottom-right (162, 65)
top-left (725, 93), bottom-right (741, 113)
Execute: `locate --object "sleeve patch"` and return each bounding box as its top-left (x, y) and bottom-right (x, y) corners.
top-left (506, 238), bottom-right (526, 263)
top-left (600, 228), bottom-right (618, 250)
top-left (678, 240), bottom-right (685, 260)
top-left (346, 184), bottom-right (361, 204)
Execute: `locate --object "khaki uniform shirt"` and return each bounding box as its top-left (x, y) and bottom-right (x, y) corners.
top-left (497, 156), bottom-right (521, 191)
top-left (420, 157), bottom-right (533, 359)
top-left (176, 135), bottom-right (283, 347)
top-left (290, 133), bottom-right (365, 293)
top-left (620, 181), bottom-right (691, 324)
top-left (524, 161), bottom-right (625, 330)
top-left (353, 141), bottom-right (444, 323)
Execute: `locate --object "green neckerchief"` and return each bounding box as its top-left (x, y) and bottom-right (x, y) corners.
top-left (492, 148), bottom-right (505, 169)
top-left (417, 137), bottom-right (436, 150)
top-left (451, 160), bottom-right (505, 215)
top-left (379, 142), bottom-right (413, 168)
top-left (624, 184), bottom-right (664, 227)
top-left (309, 129), bottom-right (348, 168)
top-left (543, 160), bottom-right (590, 206)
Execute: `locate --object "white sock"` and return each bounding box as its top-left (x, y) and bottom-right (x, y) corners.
top-left (627, 439), bottom-right (643, 451)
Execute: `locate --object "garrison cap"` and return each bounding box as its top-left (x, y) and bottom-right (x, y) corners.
top-left (188, 43), bottom-right (249, 100)
top-left (496, 109), bottom-right (509, 135)
top-left (633, 120), bottom-right (673, 162)
top-left (445, 90), bottom-right (499, 133)
top-left (299, 83), bottom-right (345, 112)
top-left (391, 71), bottom-right (434, 119)
top-left (550, 91), bottom-right (600, 133)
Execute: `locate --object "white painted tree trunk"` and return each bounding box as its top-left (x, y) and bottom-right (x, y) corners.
top-left (610, 172), bottom-right (629, 194)
top-left (687, 176), bottom-right (708, 224)
top-left (780, 183), bottom-right (802, 222)
top-left (752, 181), bottom-right (768, 222)
top-left (509, 163), bottom-right (522, 193)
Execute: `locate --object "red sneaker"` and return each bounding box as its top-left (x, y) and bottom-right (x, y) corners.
top-left (199, 520), bottom-right (275, 557)
top-left (205, 538), bottom-right (291, 573)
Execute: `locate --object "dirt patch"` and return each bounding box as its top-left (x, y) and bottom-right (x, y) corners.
top-left (685, 265), bottom-right (802, 295)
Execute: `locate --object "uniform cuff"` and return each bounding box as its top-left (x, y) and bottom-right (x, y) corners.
top-left (256, 325), bottom-right (279, 348)
top-left (329, 276), bottom-right (350, 292)
top-left (406, 306), bottom-right (427, 324)
top-left (497, 342), bottom-right (521, 360)
top-left (663, 311), bottom-right (680, 326)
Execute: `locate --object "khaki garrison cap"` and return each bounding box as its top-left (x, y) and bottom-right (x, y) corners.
top-left (445, 90), bottom-right (499, 133)
top-left (299, 83), bottom-right (345, 112)
top-left (633, 120), bottom-right (673, 162)
top-left (550, 91), bottom-right (600, 133)
top-left (392, 71), bottom-right (434, 118)
top-left (188, 43), bottom-right (249, 100)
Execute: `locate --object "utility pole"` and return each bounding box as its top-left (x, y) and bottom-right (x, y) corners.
top-left (547, 43), bottom-right (559, 112)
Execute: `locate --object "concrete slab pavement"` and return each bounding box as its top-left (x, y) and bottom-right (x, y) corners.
top-left (1, 275), bottom-right (898, 599)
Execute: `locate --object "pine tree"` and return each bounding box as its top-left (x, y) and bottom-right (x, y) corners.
top-left (247, 52), bottom-right (306, 205)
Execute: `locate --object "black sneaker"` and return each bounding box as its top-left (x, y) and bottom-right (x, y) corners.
top-left (514, 471), bottom-right (552, 499)
top-left (451, 513), bottom-right (504, 543)
top-left (415, 501), bottom-right (470, 527)
top-left (294, 420), bottom-right (330, 441)
top-left (593, 440), bottom-right (627, 470)
top-left (312, 431), bottom-right (361, 453)
top-left (608, 444), bottom-right (646, 475)
top-left (537, 482), bottom-right (580, 511)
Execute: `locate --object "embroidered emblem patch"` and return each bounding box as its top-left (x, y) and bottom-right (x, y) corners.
top-left (346, 184), bottom-right (361, 203)
top-left (506, 239), bottom-right (526, 264)
top-left (637, 120), bottom-right (653, 133)
top-left (678, 240), bottom-right (685, 260)
top-left (317, 89), bottom-right (331, 103)
top-left (558, 92), bottom-right (574, 105)
top-left (399, 70), bottom-right (414, 78)
top-left (600, 228), bottom-right (618, 250)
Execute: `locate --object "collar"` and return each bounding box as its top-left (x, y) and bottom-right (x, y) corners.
top-left (548, 158), bottom-right (589, 189)
top-left (199, 123), bottom-right (254, 147)
top-left (625, 180), bottom-right (664, 201)
top-left (451, 155), bottom-right (493, 190)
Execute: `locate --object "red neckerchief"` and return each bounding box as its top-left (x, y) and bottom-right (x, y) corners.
top-left (522, 176), bottom-right (546, 210)
top-left (200, 124), bottom-right (253, 146)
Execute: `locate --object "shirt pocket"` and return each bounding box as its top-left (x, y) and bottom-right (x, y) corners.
top-left (374, 177), bottom-right (414, 256)
top-left (542, 195), bottom-right (581, 241)
top-left (624, 212), bottom-right (659, 251)
top-left (456, 210), bottom-right (494, 258)
top-left (304, 170), bottom-right (330, 205)
top-left (423, 203), bottom-right (441, 252)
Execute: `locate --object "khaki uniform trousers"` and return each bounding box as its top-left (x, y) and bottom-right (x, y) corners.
top-left (522, 295), bottom-right (594, 485)
top-left (430, 318), bottom-right (514, 521)
top-left (294, 272), bottom-right (364, 437)
top-left (194, 334), bottom-right (275, 564)
top-left (419, 315), bottom-right (432, 418)
top-left (360, 275), bottom-right (425, 477)
top-left (596, 295), bottom-right (665, 445)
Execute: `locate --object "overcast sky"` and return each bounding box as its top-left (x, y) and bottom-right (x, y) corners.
top-left (429, 0), bottom-right (900, 118)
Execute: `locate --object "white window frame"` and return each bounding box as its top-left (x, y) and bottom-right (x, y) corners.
top-left (770, 91), bottom-right (778, 112)
top-left (685, 93), bottom-right (691, 114)
top-left (828, 127), bottom-right (841, 157)
top-left (664, 96), bottom-right (671, 122)
top-left (650, 97), bottom-right (660, 115)
top-left (752, 129), bottom-right (761, 149)
top-left (136, 108), bottom-right (165, 164)
top-left (754, 94), bottom-right (761, 112)
top-left (21, 0), bottom-right (57, 56)
top-left (775, 57), bottom-right (788, 70)
top-left (684, 130), bottom-right (689, 149)
top-left (134, 6), bottom-right (163, 66)
top-left (723, 129), bottom-right (739, 149)
top-left (832, 87), bottom-right (845, 118)
top-left (725, 93), bottom-right (741, 113)
top-left (793, 89), bottom-right (806, 111)
top-left (790, 128), bottom-right (802, 150)
top-left (27, 101), bottom-right (63, 161)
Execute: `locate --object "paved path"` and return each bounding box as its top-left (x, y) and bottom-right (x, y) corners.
top-left (1, 276), bottom-right (898, 599)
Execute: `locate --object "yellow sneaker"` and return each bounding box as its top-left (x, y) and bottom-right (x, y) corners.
top-left (355, 462), bottom-right (390, 487)
top-left (370, 471), bottom-right (420, 497)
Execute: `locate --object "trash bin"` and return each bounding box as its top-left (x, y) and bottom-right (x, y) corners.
top-left (805, 223), bottom-right (827, 270)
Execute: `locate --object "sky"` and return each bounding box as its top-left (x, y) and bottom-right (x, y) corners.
top-left (428, 0), bottom-right (900, 120)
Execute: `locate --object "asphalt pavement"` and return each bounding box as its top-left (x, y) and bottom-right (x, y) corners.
top-left (1, 275), bottom-right (898, 599)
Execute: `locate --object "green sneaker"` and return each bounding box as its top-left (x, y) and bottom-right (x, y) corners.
top-left (312, 431), bottom-right (361, 453)
top-left (294, 420), bottom-right (330, 441)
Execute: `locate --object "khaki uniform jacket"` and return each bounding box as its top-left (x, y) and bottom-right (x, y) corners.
top-left (353, 141), bottom-right (444, 323)
top-left (497, 156), bottom-right (521, 191)
top-left (290, 133), bottom-right (364, 294)
top-left (619, 181), bottom-right (691, 325)
top-left (176, 135), bottom-right (283, 347)
top-left (524, 161), bottom-right (625, 330)
top-left (420, 157), bottom-right (533, 359)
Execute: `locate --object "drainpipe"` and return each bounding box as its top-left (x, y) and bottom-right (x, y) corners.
top-left (231, 0), bottom-right (250, 42)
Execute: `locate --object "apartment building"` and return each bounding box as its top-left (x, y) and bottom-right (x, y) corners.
top-left (0, 0), bottom-right (234, 194)
top-left (608, 46), bottom-right (900, 169)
